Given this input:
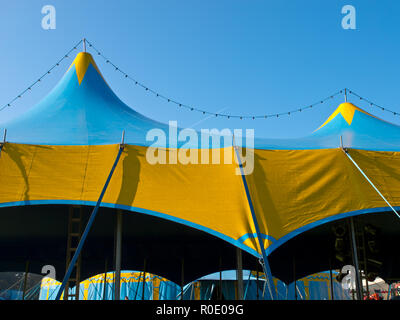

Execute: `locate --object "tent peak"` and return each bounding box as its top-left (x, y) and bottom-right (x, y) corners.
top-left (67, 51), bottom-right (105, 85)
top-left (315, 102), bottom-right (379, 132)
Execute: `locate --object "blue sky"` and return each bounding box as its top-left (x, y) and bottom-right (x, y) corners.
top-left (0, 0), bottom-right (399, 139)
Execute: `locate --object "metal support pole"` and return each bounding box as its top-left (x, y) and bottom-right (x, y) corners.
top-left (233, 144), bottom-right (277, 300)
top-left (329, 260), bottom-right (334, 300)
top-left (236, 247), bottom-right (244, 300)
top-left (361, 227), bottom-right (370, 297)
top-left (102, 259), bottom-right (108, 300)
top-left (114, 210), bottom-right (123, 300)
top-left (112, 223), bottom-right (116, 300)
top-left (0, 128), bottom-right (6, 158)
top-left (219, 256), bottom-right (222, 300)
top-left (142, 259), bottom-right (147, 300)
top-left (56, 142), bottom-right (125, 300)
top-left (256, 270), bottom-right (259, 300)
top-left (293, 256), bottom-right (297, 300)
top-left (344, 88), bottom-right (347, 102)
top-left (22, 261), bottom-right (29, 300)
top-left (83, 38), bottom-right (86, 52)
top-left (349, 217), bottom-right (363, 300)
top-left (181, 258), bottom-right (184, 301)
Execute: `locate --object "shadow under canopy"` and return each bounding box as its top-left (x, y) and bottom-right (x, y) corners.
top-left (0, 204), bottom-right (260, 285)
top-left (0, 205), bottom-right (399, 288)
top-left (267, 210), bottom-right (400, 284)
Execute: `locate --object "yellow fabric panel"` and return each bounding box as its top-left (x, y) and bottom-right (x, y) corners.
top-left (347, 149), bottom-right (400, 205)
top-left (194, 282), bottom-right (201, 300)
top-left (0, 143), bottom-right (256, 252)
top-left (246, 148), bottom-right (387, 247)
top-left (243, 238), bottom-right (273, 253)
top-left (81, 272), bottom-right (148, 284)
top-left (4, 143), bottom-right (397, 255)
top-left (82, 281), bottom-right (89, 300)
top-left (153, 277), bottom-right (160, 300)
top-left (104, 145), bottom-right (255, 248)
top-left (0, 143), bottom-right (90, 202)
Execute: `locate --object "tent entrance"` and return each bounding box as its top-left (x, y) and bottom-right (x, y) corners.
top-left (268, 210), bottom-right (400, 285)
top-left (0, 204), bottom-right (260, 286)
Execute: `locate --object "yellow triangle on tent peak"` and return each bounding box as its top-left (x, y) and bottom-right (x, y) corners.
top-left (316, 102), bottom-right (378, 131)
top-left (67, 52), bottom-right (104, 85)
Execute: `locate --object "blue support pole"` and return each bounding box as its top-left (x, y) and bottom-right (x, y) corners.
top-left (0, 128), bottom-right (6, 157)
top-left (243, 270), bottom-right (252, 299)
top-left (233, 145), bottom-right (277, 300)
top-left (56, 143), bottom-right (125, 300)
top-left (387, 284), bottom-right (392, 300)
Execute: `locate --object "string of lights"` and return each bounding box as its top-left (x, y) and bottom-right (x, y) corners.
top-left (0, 39), bottom-right (83, 112)
top-left (86, 39), bottom-right (345, 120)
top-left (2, 38), bottom-right (399, 120)
top-left (347, 89), bottom-right (400, 116)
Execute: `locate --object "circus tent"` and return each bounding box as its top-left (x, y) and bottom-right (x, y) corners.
top-left (1, 49), bottom-right (400, 298)
top-left (39, 271), bottom-right (180, 300)
top-left (38, 269), bottom-right (350, 300)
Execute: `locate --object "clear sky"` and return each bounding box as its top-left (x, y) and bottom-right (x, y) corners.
top-left (0, 0), bottom-right (399, 139)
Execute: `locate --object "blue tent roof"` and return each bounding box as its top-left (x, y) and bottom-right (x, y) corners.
top-left (255, 103), bottom-right (400, 151)
top-left (0, 52), bottom-right (179, 146)
top-left (1, 51), bottom-right (399, 150)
